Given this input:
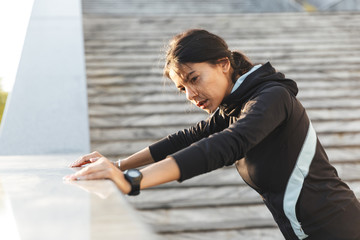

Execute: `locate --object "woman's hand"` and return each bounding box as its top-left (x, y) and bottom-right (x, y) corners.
top-left (65, 151), bottom-right (181, 195)
top-left (68, 151), bottom-right (104, 167)
top-left (64, 156), bottom-right (131, 194)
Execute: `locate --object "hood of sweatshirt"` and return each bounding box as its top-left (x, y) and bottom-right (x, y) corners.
top-left (219, 62), bottom-right (298, 116)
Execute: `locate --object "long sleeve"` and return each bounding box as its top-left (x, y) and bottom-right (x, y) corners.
top-left (148, 111), bottom-right (228, 162)
top-left (172, 86), bottom-right (292, 182)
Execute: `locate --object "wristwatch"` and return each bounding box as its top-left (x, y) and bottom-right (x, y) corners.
top-left (123, 169), bottom-right (143, 196)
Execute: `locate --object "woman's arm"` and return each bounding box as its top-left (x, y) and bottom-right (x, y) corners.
top-left (149, 112), bottom-right (227, 162)
top-left (69, 147), bottom-right (155, 170)
top-left (64, 156), bottom-right (180, 194)
top-left (119, 147), bottom-right (155, 171)
top-left (140, 156), bottom-right (180, 189)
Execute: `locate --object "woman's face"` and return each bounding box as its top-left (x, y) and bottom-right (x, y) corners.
top-left (169, 60), bottom-right (234, 114)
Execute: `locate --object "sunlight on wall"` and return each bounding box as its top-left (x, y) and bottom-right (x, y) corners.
top-left (0, 1), bottom-right (34, 92)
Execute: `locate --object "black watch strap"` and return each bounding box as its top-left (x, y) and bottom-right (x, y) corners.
top-left (124, 169), bottom-right (143, 196)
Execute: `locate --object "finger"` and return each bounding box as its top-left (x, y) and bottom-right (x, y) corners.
top-left (69, 156), bottom-right (90, 168)
top-left (63, 166), bottom-right (97, 181)
top-left (76, 169), bottom-right (130, 195)
top-left (79, 157), bottom-right (101, 168)
top-left (89, 157), bottom-right (115, 168)
top-left (69, 151), bottom-right (100, 167)
top-left (76, 169), bottom-right (110, 181)
top-left (89, 157), bottom-right (101, 163)
top-left (74, 165), bottom-right (96, 177)
top-left (69, 151), bottom-right (102, 167)
top-left (64, 157), bottom-right (117, 181)
top-left (73, 157), bottom-right (112, 177)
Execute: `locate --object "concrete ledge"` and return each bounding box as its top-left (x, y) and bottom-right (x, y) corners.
top-left (0, 155), bottom-right (158, 240)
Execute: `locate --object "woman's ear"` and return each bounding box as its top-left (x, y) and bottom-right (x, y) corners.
top-left (217, 58), bottom-right (231, 73)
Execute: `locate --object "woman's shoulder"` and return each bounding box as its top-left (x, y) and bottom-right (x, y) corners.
top-left (253, 83), bottom-right (295, 102)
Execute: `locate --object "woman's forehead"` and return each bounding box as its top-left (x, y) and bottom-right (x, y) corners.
top-left (169, 63), bottom-right (194, 81)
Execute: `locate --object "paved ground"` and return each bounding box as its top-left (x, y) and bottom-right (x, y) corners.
top-left (82, 1), bottom-right (360, 239)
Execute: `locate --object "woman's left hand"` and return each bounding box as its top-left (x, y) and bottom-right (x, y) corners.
top-left (63, 157), bottom-right (131, 194)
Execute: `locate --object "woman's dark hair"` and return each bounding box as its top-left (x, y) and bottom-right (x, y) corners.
top-left (164, 29), bottom-right (253, 83)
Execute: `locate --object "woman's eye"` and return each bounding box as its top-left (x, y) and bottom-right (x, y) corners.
top-left (179, 87), bottom-right (186, 93)
top-left (190, 76), bottom-right (198, 82)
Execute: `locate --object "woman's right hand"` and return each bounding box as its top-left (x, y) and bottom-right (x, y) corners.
top-left (69, 151), bottom-right (103, 168)
top-left (64, 156), bottom-right (132, 195)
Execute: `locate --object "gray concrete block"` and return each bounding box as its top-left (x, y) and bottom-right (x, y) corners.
top-left (0, 0), bottom-right (90, 155)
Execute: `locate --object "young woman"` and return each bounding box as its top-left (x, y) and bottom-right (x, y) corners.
top-left (66, 29), bottom-right (360, 239)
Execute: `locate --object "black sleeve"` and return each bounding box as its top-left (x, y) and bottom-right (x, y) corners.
top-left (172, 86), bottom-right (292, 182)
top-left (148, 110), bottom-right (228, 162)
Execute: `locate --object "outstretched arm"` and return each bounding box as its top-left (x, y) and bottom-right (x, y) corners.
top-left (119, 147), bottom-right (155, 171)
top-left (140, 156), bottom-right (180, 189)
top-left (64, 156), bottom-right (180, 194)
top-left (69, 147), bottom-right (155, 171)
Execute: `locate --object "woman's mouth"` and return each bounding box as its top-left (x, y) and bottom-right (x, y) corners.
top-left (196, 100), bottom-right (208, 109)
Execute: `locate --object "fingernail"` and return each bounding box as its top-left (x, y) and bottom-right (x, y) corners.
top-left (89, 157), bottom-right (100, 162)
top-left (63, 175), bottom-right (72, 181)
top-left (63, 174), bottom-right (77, 181)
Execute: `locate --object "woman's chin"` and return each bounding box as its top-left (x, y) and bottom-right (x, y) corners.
top-left (194, 101), bottom-right (217, 114)
top-left (203, 106), bottom-right (217, 114)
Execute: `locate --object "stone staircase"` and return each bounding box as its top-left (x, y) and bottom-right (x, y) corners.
top-left (82, 1), bottom-right (360, 239)
top-left (82, 0), bottom-right (302, 15)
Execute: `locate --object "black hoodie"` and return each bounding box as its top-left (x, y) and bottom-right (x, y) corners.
top-left (149, 62), bottom-right (360, 239)
top-left (150, 62), bottom-right (300, 184)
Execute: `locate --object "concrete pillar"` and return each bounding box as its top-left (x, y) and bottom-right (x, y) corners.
top-left (0, 0), bottom-right (90, 155)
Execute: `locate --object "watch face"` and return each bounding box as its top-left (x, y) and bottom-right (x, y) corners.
top-left (124, 169), bottom-right (142, 196)
top-left (128, 169), bottom-right (140, 178)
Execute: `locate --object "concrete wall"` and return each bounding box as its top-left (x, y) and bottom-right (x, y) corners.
top-left (0, 0), bottom-right (90, 155)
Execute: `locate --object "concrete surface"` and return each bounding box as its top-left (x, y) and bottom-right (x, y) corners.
top-left (0, 154), bottom-right (157, 240)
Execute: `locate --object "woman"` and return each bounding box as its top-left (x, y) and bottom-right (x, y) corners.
top-left (65, 29), bottom-right (360, 239)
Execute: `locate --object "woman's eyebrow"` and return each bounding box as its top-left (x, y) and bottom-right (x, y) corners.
top-left (186, 71), bottom-right (196, 81)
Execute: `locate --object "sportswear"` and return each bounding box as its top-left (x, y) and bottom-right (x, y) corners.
top-left (149, 62), bottom-right (360, 239)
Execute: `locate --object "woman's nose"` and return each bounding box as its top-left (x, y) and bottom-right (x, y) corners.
top-left (185, 87), bottom-right (197, 101)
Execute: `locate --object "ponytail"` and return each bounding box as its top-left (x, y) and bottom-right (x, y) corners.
top-left (230, 51), bottom-right (254, 83)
